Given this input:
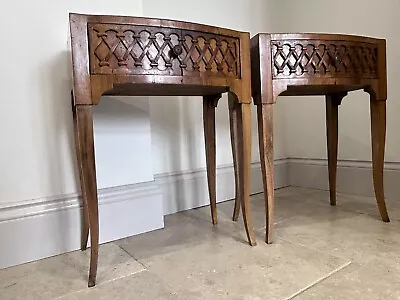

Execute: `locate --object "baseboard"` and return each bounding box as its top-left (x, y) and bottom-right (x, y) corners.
top-left (156, 159), bottom-right (289, 215)
top-left (288, 158), bottom-right (400, 199)
top-left (4, 157), bottom-right (396, 270)
top-left (0, 181), bottom-right (164, 269)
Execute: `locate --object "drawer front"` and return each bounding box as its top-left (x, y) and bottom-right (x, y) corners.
top-left (180, 30), bottom-right (241, 78)
top-left (271, 39), bottom-right (378, 79)
top-left (88, 23), bottom-right (241, 79)
top-left (88, 23), bottom-right (182, 76)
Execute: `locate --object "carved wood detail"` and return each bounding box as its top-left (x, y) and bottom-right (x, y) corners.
top-left (88, 23), bottom-right (240, 78)
top-left (271, 40), bottom-right (378, 79)
top-left (180, 30), bottom-right (240, 78)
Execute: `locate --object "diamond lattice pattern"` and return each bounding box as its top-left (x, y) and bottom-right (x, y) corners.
top-left (271, 40), bottom-right (378, 79)
top-left (89, 24), bottom-right (240, 78)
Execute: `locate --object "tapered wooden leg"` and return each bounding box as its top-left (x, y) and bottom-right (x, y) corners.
top-left (203, 95), bottom-right (221, 225)
top-left (325, 93), bottom-right (346, 206)
top-left (370, 99), bottom-right (390, 222)
top-left (75, 105), bottom-right (99, 287)
top-left (229, 100), bottom-right (241, 222)
top-left (229, 93), bottom-right (256, 246)
top-left (257, 103), bottom-right (274, 244)
top-left (72, 99), bottom-right (89, 251)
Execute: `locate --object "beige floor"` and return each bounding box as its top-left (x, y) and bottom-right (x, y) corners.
top-left (1, 187), bottom-right (400, 300)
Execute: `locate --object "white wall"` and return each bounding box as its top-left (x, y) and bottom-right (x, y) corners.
top-left (0, 1), bottom-right (147, 205)
top-left (271, 0), bottom-right (400, 163)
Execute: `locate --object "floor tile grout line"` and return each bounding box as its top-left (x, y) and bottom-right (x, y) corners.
top-left (114, 242), bottom-right (149, 270)
top-left (285, 261), bottom-right (352, 300)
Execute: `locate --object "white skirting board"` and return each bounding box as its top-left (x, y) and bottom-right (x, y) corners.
top-left (0, 160), bottom-right (289, 270)
top-left (0, 182), bottom-right (164, 269)
top-left (156, 159), bottom-right (290, 215)
top-left (288, 158), bottom-right (400, 200)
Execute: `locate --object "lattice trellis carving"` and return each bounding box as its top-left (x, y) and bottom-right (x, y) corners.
top-left (88, 23), bottom-right (240, 78)
top-left (271, 40), bottom-right (378, 79)
top-left (180, 31), bottom-right (240, 78)
top-left (88, 23), bottom-right (182, 75)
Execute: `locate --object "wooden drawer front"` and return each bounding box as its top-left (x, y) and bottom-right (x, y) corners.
top-left (88, 23), bottom-right (182, 75)
top-left (180, 30), bottom-right (240, 78)
top-left (271, 40), bottom-right (378, 79)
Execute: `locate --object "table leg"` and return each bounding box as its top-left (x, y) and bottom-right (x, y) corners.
top-left (229, 100), bottom-right (241, 222)
top-left (203, 95), bottom-right (221, 225)
top-left (74, 105), bottom-right (99, 287)
top-left (72, 97), bottom-right (89, 251)
top-left (370, 99), bottom-right (390, 222)
top-left (325, 93), bottom-right (346, 206)
top-left (257, 103), bottom-right (274, 244)
top-left (229, 94), bottom-right (256, 246)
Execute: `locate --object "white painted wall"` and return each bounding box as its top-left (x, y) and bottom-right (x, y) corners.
top-left (270, 0), bottom-right (400, 163)
top-left (0, 0), bottom-right (148, 205)
top-left (144, 0), bottom-right (287, 176)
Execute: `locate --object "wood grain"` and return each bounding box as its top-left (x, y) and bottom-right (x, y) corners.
top-left (74, 105), bottom-right (99, 287)
top-left (203, 94), bottom-right (221, 225)
top-left (72, 94), bottom-right (89, 251)
top-left (370, 98), bottom-right (390, 222)
top-left (229, 93), bottom-right (256, 246)
top-left (257, 102), bottom-right (274, 244)
top-left (325, 93), bottom-right (347, 206)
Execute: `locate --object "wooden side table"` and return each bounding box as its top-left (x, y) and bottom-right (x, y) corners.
top-left (69, 13), bottom-right (256, 287)
top-left (235, 33), bottom-right (390, 243)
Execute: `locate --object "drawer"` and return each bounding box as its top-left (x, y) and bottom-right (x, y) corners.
top-left (88, 23), bottom-right (182, 76)
top-left (271, 39), bottom-right (378, 79)
top-left (180, 30), bottom-right (240, 78)
top-left (88, 23), bottom-right (241, 78)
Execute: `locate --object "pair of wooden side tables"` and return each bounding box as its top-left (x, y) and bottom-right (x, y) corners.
top-left (69, 13), bottom-right (389, 287)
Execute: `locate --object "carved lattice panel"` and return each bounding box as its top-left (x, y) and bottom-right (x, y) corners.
top-left (88, 23), bottom-right (182, 75)
top-left (271, 40), bottom-right (378, 79)
top-left (180, 31), bottom-right (240, 78)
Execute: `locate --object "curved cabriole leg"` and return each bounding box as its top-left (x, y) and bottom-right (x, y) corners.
top-left (370, 98), bottom-right (390, 222)
top-left (229, 99), bottom-right (241, 222)
top-left (256, 102), bottom-right (274, 244)
top-left (203, 95), bottom-right (221, 225)
top-left (72, 96), bottom-right (89, 251)
top-left (74, 105), bottom-right (100, 287)
top-left (325, 93), bottom-right (346, 206)
top-left (229, 93), bottom-right (256, 246)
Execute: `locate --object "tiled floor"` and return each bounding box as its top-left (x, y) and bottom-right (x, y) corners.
top-left (1, 187), bottom-right (400, 299)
